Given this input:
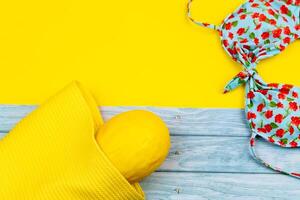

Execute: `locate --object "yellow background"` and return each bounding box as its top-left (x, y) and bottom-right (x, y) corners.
top-left (0, 0), bottom-right (299, 107)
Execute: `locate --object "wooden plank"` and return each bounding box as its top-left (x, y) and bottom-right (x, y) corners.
top-left (2, 105), bottom-right (300, 199)
top-left (159, 136), bottom-right (300, 173)
top-left (0, 131), bottom-right (299, 174)
top-left (0, 105), bottom-right (249, 136)
top-left (141, 172), bottom-right (300, 200)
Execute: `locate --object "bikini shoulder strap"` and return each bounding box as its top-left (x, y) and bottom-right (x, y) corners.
top-left (187, 0), bottom-right (219, 31)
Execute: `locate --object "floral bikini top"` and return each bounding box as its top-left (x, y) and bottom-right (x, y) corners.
top-left (187, 0), bottom-right (300, 178)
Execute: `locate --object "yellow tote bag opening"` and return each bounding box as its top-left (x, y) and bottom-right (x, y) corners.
top-left (0, 81), bottom-right (144, 200)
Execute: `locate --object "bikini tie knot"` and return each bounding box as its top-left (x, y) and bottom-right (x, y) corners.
top-left (223, 65), bottom-right (258, 94)
top-left (245, 68), bottom-right (257, 78)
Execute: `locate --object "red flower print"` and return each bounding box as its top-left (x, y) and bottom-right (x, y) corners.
top-left (279, 44), bottom-right (285, 51)
top-left (264, 124), bottom-right (272, 133)
top-left (268, 137), bottom-right (275, 143)
top-left (269, 19), bottom-right (276, 26)
top-left (278, 93), bottom-right (286, 100)
top-left (257, 103), bottom-right (265, 112)
top-left (268, 83), bottom-right (279, 88)
top-left (296, 0), bottom-right (300, 5)
top-left (292, 91), bottom-right (298, 98)
top-left (250, 138), bottom-right (255, 146)
top-left (228, 14), bottom-right (234, 20)
top-left (283, 37), bottom-right (291, 44)
top-left (225, 23), bottom-right (232, 30)
top-left (257, 89), bottom-right (268, 95)
top-left (251, 3), bottom-right (259, 8)
top-left (251, 121), bottom-right (256, 129)
top-left (265, 110), bottom-right (273, 119)
top-left (276, 129), bottom-right (285, 138)
top-left (292, 173), bottom-right (300, 177)
top-left (237, 71), bottom-right (247, 79)
top-left (265, 2), bottom-right (271, 6)
top-left (247, 91), bottom-right (255, 99)
top-left (289, 125), bottom-right (295, 135)
top-left (277, 102), bottom-right (284, 108)
top-left (286, 0), bottom-right (293, 5)
top-left (268, 94), bottom-right (273, 100)
top-left (284, 27), bottom-right (291, 35)
top-left (219, 31), bottom-right (223, 37)
top-left (228, 48), bottom-right (237, 55)
top-left (237, 8), bottom-right (244, 14)
top-left (237, 28), bottom-right (245, 36)
top-left (251, 55), bottom-right (258, 62)
top-left (289, 102), bottom-right (298, 111)
top-left (279, 87), bottom-right (290, 94)
top-left (255, 23), bottom-right (262, 30)
top-left (240, 14), bottom-right (247, 20)
top-left (280, 5), bottom-right (289, 15)
top-left (272, 29), bottom-right (282, 38)
top-left (283, 84), bottom-right (293, 89)
top-left (290, 141), bottom-right (298, 148)
top-left (267, 9), bottom-right (275, 16)
top-left (242, 53), bottom-right (247, 60)
top-left (252, 12), bottom-right (259, 18)
top-left (259, 14), bottom-right (267, 22)
top-left (254, 38), bottom-right (259, 45)
top-left (223, 40), bottom-right (229, 47)
top-left (247, 112), bottom-right (257, 120)
top-left (261, 32), bottom-right (270, 40)
top-left (296, 24), bottom-right (300, 31)
top-left (279, 140), bottom-right (286, 146)
top-left (240, 38), bottom-right (248, 43)
top-left (291, 116), bottom-right (300, 126)
top-left (228, 32), bottom-right (234, 39)
top-left (275, 114), bottom-right (284, 123)
top-left (258, 127), bottom-right (266, 133)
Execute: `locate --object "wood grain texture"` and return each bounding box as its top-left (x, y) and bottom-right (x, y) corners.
top-left (1, 105), bottom-right (300, 199)
top-left (0, 105), bottom-right (248, 136)
top-left (1, 133), bottom-right (297, 174)
top-left (160, 136), bottom-right (300, 174)
top-left (141, 172), bottom-right (300, 200)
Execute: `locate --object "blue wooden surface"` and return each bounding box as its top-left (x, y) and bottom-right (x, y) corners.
top-left (1, 105), bottom-right (300, 199)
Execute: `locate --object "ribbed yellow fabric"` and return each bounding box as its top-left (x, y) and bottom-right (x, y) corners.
top-left (0, 81), bottom-right (145, 200)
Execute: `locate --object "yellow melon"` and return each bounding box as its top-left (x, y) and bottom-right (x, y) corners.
top-left (96, 110), bottom-right (170, 183)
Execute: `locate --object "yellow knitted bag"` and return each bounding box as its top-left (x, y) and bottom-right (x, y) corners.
top-left (0, 81), bottom-right (145, 200)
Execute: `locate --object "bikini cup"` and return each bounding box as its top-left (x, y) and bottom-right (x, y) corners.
top-left (188, 0), bottom-right (300, 178)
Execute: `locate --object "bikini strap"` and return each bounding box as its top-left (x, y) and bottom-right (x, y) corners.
top-left (187, 0), bottom-right (219, 31)
top-left (249, 132), bottom-right (300, 179)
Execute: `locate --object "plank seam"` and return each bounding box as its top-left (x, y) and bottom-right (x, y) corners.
top-left (0, 131), bottom-right (251, 137)
top-left (155, 170), bottom-right (279, 175)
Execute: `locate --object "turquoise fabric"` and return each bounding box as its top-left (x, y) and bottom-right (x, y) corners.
top-left (188, 0), bottom-right (300, 178)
